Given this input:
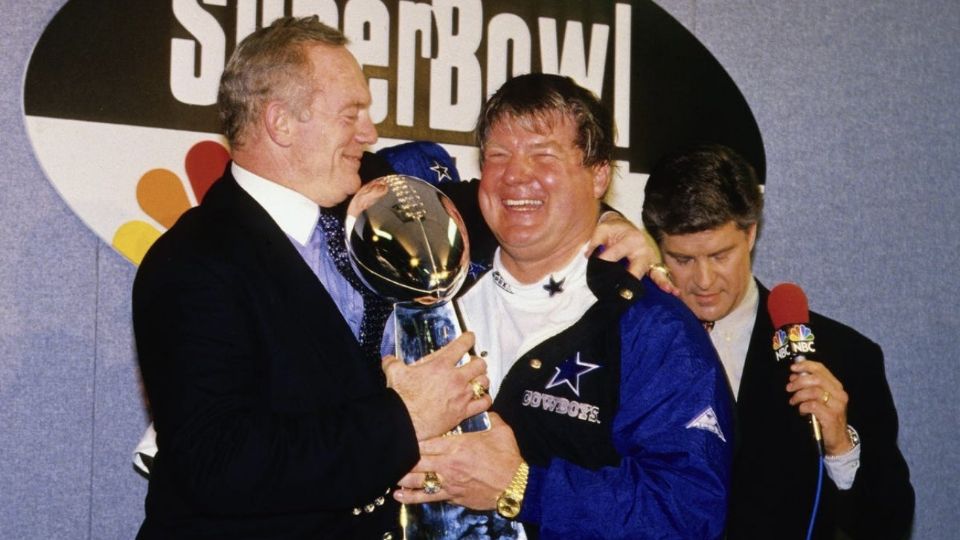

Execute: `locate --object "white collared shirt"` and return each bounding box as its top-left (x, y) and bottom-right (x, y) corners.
top-left (233, 163), bottom-right (319, 245)
top-left (709, 278), bottom-right (759, 399)
top-left (233, 162), bottom-right (364, 337)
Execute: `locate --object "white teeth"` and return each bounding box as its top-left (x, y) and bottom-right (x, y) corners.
top-left (504, 199), bottom-right (543, 207)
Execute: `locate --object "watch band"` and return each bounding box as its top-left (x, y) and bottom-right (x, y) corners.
top-left (496, 461), bottom-right (529, 519)
top-left (846, 424), bottom-right (860, 447)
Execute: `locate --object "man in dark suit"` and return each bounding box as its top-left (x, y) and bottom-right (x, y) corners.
top-left (641, 144), bottom-right (915, 539)
top-left (133, 16), bottom-right (490, 539)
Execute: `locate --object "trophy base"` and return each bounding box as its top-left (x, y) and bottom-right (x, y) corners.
top-left (402, 502), bottom-right (525, 540)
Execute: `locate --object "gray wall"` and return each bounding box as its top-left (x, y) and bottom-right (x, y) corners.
top-left (1, 1), bottom-right (957, 538)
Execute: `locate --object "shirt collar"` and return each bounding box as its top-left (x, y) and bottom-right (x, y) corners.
top-left (713, 276), bottom-right (760, 336)
top-left (232, 162), bottom-right (319, 246)
top-left (489, 244), bottom-right (589, 303)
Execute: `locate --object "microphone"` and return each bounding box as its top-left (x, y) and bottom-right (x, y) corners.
top-left (768, 283), bottom-right (823, 448)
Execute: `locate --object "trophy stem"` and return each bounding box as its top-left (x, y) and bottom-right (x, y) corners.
top-left (344, 176), bottom-right (516, 539)
top-left (395, 301), bottom-right (497, 539)
top-left (393, 301), bottom-right (490, 434)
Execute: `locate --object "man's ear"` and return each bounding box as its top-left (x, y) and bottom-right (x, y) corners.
top-left (746, 223), bottom-right (758, 252)
top-left (592, 162), bottom-right (612, 198)
top-left (264, 100), bottom-right (293, 147)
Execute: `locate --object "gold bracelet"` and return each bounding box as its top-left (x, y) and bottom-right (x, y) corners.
top-left (496, 461), bottom-right (529, 519)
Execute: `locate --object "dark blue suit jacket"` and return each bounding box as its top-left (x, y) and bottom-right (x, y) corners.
top-left (133, 165), bottom-right (419, 539)
top-left (727, 282), bottom-right (914, 539)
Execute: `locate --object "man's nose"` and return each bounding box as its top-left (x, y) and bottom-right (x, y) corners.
top-left (694, 262), bottom-right (715, 289)
top-left (501, 155), bottom-right (533, 185)
top-left (357, 113), bottom-right (378, 145)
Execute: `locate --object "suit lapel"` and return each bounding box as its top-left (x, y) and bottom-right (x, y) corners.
top-left (736, 281), bottom-right (810, 447)
top-left (207, 171), bottom-right (366, 367)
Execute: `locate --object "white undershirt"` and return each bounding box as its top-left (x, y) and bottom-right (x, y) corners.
top-left (708, 278), bottom-right (759, 399)
top-left (457, 246), bottom-right (597, 399)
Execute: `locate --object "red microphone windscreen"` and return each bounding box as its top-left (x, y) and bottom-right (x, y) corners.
top-left (768, 283), bottom-right (810, 328)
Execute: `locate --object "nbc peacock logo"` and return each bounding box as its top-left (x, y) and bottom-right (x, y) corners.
top-left (23, 0), bottom-right (236, 265)
top-left (113, 141), bottom-right (230, 264)
top-left (787, 325), bottom-right (815, 343)
top-left (771, 329), bottom-right (788, 351)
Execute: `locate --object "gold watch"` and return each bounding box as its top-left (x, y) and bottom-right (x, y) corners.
top-left (496, 461), bottom-right (529, 519)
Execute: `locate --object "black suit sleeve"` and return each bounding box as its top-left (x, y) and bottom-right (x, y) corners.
top-left (135, 250), bottom-right (419, 516)
top-left (359, 150), bottom-right (396, 180)
top-left (730, 286), bottom-right (914, 540)
top-left (834, 339), bottom-right (915, 539)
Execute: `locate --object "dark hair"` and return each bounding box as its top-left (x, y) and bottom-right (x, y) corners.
top-left (218, 16), bottom-right (347, 148)
top-left (642, 144), bottom-right (763, 241)
top-left (476, 73), bottom-right (614, 167)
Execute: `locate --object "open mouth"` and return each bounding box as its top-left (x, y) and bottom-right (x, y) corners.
top-left (503, 198), bottom-right (544, 210)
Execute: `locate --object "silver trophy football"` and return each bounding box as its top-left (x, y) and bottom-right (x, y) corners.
top-left (346, 175), bottom-right (507, 539)
top-left (344, 174), bottom-right (490, 432)
top-left (345, 175), bottom-right (510, 539)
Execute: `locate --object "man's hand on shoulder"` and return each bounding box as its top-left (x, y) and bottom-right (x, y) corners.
top-left (588, 211), bottom-right (659, 277)
top-left (588, 211), bottom-right (679, 294)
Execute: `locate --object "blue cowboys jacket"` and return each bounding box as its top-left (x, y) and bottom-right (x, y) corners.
top-left (460, 258), bottom-right (734, 539)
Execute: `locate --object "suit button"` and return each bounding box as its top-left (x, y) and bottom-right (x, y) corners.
top-left (619, 288), bottom-right (634, 300)
top-left (529, 359), bottom-right (542, 369)
top-left (375, 496), bottom-right (385, 506)
top-left (383, 533), bottom-right (394, 540)
top-left (352, 507), bottom-right (362, 516)
top-left (364, 503), bottom-right (376, 513)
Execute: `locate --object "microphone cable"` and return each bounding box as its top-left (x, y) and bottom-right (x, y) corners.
top-left (805, 443), bottom-right (825, 540)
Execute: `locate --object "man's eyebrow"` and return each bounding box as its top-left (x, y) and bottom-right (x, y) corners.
top-left (528, 140), bottom-right (562, 150)
top-left (339, 100), bottom-right (364, 112)
top-left (664, 249), bottom-right (691, 259)
top-left (665, 245), bottom-right (735, 259)
top-left (709, 245), bottom-right (736, 257)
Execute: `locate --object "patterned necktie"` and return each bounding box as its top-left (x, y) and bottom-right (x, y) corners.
top-left (316, 206), bottom-right (394, 364)
top-left (701, 320), bottom-right (716, 333)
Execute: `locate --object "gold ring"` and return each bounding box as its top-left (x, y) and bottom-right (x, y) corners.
top-left (649, 263), bottom-right (671, 278)
top-left (822, 391), bottom-right (831, 405)
top-left (471, 380), bottom-right (487, 399)
top-left (422, 471), bottom-right (441, 494)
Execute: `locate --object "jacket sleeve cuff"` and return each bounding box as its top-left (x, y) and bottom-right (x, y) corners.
top-left (824, 425), bottom-right (861, 490)
top-left (382, 388), bottom-right (420, 465)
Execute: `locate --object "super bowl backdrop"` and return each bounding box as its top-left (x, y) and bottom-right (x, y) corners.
top-left (23, 0), bottom-right (762, 264)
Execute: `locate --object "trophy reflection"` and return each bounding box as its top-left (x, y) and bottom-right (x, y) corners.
top-left (345, 175), bottom-right (494, 539)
